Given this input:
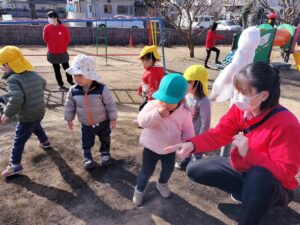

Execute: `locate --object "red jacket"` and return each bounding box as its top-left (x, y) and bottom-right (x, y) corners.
top-left (205, 30), bottom-right (224, 48)
top-left (189, 104), bottom-right (300, 190)
top-left (43, 24), bottom-right (70, 54)
top-left (138, 66), bottom-right (165, 100)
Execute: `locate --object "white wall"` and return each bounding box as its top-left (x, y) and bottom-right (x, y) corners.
top-left (68, 0), bottom-right (136, 18)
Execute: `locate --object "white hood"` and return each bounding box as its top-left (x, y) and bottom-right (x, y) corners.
top-left (210, 26), bottom-right (260, 102)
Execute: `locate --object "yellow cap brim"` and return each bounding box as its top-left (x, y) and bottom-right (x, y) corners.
top-left (8, 56), bottom-right (33, 73)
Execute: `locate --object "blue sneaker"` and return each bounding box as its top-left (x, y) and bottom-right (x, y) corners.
top-left (2, 163), bottom-right (23, 177)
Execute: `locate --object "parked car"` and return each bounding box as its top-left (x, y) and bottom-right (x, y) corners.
top-left (216, 20), bottom-right (242, 31)
top-left (194, 15), bottom-right (214, 29)
top-left (93, 15), bottom-right (144, 28)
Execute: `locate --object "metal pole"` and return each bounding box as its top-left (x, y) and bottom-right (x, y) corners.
top-left (159, 18), bottom-right (166, 73)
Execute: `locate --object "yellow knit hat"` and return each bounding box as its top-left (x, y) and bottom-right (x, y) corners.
top-left (139, 45), bottom-right (161, 60)
top-left (183, 65), bottom-right (209, 96)
top-left (0, 46), bottom-right (33, 73)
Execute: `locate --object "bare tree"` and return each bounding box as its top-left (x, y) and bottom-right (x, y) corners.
top-left (258, 0), bottom-right (300, 24)
top-left (145, 0), bottom-right (220, 58)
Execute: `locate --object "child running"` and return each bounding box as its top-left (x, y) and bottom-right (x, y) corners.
top-left (175, 65), bottom-right (211, 170)
top-left (133, 73), bottom-right (195, 207)
top-left (137, 45), bottom-right (164, 111)
top-left (0, 46), bottom-right (51, 177)
top-left (64, 54), bottom-right (117, 170)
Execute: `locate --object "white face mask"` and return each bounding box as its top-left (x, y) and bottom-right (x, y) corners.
top-left (186, 93), bottom-right (197, 108)
top-left (48, 18), bottom-right (54, 24)
top-left (233, 92), bottom-right (262, 112)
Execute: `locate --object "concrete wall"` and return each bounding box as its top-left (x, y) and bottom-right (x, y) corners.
top-left (0, 24), bottom-right (237, 46)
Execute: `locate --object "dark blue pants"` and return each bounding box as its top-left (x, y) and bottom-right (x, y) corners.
top-left (186, 156), bottom-right (293, 225)
top-left (136, 148), bottom-right (176, 192)
top-left (81, 120), bottom-right (111, 161)
top-left (10, 120), bottom-right (48, 164)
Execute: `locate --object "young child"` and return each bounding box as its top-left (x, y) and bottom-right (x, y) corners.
top-left (0, 46), bottom-right (51, 177)
top-left (132, 73), bottom-right (195, 207)
top-left (204, 22), bottom-right (224, 69)
top-left (137, 45), bottom-right (164, 111)
top-left (175, 65), bottom-right (211, 170)
top-left (64, 54), bottom-right (117, 170)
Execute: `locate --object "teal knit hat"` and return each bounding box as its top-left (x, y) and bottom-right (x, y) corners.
top-left (152, 73), bottom-right (188, 104)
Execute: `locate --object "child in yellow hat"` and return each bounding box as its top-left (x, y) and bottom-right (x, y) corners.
top-left (137, 45), bottom-right (165, 110)
top-left (0, 46), bottom-right (51, 177)
top-left (175, 65), bottom-right (211, 170)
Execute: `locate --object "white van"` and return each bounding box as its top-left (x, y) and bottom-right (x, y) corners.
top-left (194, 15), bottom-right (214, 29)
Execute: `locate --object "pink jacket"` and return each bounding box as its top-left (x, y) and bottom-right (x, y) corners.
top-left (138, 100), bottom-right (195, 154)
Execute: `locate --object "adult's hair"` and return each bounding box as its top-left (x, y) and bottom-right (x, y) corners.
top-left (142, 52), bottom-right (157, 64)
top-left (47, 11), bottom-right (62, 24)
top-left (233, 62), bottom-right (281, 111)
top-left (211, 22), bottom-right (218, 31)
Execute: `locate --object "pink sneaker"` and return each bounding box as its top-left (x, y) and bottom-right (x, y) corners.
top-left (2, 163), bottom-right (23, 177)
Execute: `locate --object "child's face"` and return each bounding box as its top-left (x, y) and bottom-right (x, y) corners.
top-left (74, 74), bottom-right (92, 87)
top-left (0, 64), bottom-right (12, 73)
top-left (141, 57), bottom-right (154, 69)
top-left (159, 101), bottom-right (179, 111)
top-left (187, 81), bottom-right (195, 94)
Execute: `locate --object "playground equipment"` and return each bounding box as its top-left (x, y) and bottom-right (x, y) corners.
top-left (0, 17), bottom-right (167, 72)
top-left (216, 22), bottom-right (300, 70)
top-left (94, 17), bottom-right (165, 70)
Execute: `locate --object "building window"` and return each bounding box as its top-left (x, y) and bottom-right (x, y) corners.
top-left (107, 0), bottom-right (111, 2)
top-left (104, 4), bottom-right (112, 14)
top-left (117, 5), bottom-right (131, 15)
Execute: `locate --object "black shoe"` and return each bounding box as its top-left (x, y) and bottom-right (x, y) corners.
top-left (204, 65), bottom-right (211, 69)
top-left (231, 193), bottom-right (242, 204)
top-left (101, 155), bottom-right (112, 167)
top-left (84, 159), bottom-right (96, 170)
top-left (175, 158), bottom-right (190, 170)
top-left (58, 86), bottom-right (69, 91)
top-left (215, 61), bottom-right (222, 64)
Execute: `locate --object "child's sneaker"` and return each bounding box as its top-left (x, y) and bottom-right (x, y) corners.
top-left (39, 140), bottom-right (52, 149)
top-left (174, 158), bottom-right (190, 171)
top-left (83, 159), bottom-right (95, 170)
top-left (101, 155), bottom-right (112, 167)
top-left (156, 182), bottom-right (171, 198)
top-left (2, 163), bottom-right (23, 177)
top-left (132, 186), bottom-right (144, 207)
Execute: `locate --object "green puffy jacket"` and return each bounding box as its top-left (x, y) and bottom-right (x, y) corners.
top-left (4, 71), bottom-right (46, 122)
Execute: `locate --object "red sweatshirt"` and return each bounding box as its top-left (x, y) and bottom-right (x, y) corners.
top-left (43, 24), bottom-right (70, 54)
top-left (189, 104), bottom-right (300, 190)
top-left (138, 66), bottom-right (165, 100)
top-left (205, 30), bottom-right (224, 48)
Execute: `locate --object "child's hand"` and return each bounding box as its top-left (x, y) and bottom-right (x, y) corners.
top-left (164, 142), bottom-right (195, 159)
top-left (0, 114), bottom-right (8, 124)
top-left (67, 121), bottom-right (74, 130)
top-left (158, 107), bottom-right (170, 118)
top-left (110, 120), bottom-right (117, 129)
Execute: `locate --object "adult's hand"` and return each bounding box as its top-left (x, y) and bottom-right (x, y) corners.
top-left (164, 142), bottom-right (195, 159)
top-left (232, 133), bottom-right (249, 157)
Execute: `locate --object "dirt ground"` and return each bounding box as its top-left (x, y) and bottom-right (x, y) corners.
top-left (0, 45), bottom-right (300, 225)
